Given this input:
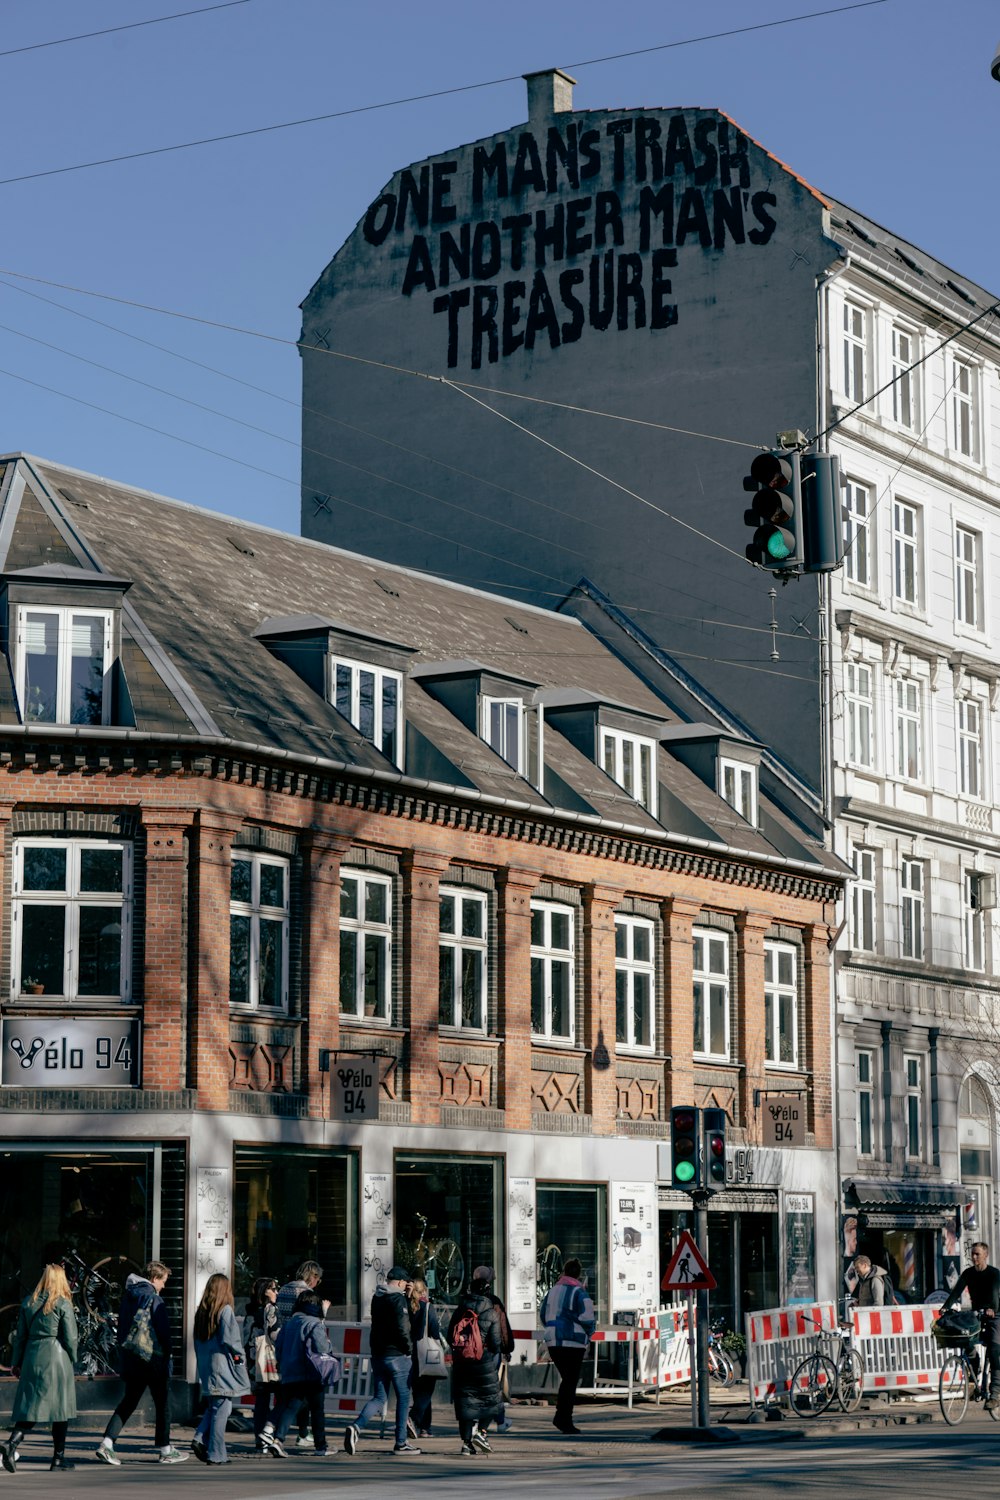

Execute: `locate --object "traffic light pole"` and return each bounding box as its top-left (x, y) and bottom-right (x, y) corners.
top-left (693, 1189), bottom-right (711, 1428)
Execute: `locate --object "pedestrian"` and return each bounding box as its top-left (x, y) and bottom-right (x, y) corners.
top-left (191, 1273), bottom-right (250, 1465)
top-left (408, 1277), bottom-right (442, 1437)
top-left (96, 1259), bottom-right (186, 1467)
top-left (241, 1277), bottom-right (280, 1453)
top-left (470, 1266), bottom-right (515, 1435)
top-left (275, 1259), bottom-right (323, 1450)
top-left (941, 1240), bottom-right (1000, 1409)
top-left (539, 1256), bottom-right (596, 1436)
top-left (343, 1265), bottom-right (421, 1456)
top-left (260, 1289), bottom-right (334, 1457)
top-left (448, 1268), bottom-right (504, 1456)
top-left (1, 1262), bottom-right (78, 1473)
top-left (844, 1254), bottom-right (892, 1308)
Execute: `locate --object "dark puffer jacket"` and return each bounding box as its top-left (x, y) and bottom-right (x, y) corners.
top-left (117, 1274), bottom-right (171, 1369)
top-left (447, 1293), bottom-right (502, 1426)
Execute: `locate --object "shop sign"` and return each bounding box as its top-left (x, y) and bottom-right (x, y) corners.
top-left (362, 1173), bottom-right (392, 1292)
top-left (330, 1054), bottom-right (376, 1121)
top-left (195, 1166), bottom-right (230, 1300)
top-left (1, 1015), bottom-right (140, 1087)
top-left (784, 1191), bottom-right (815, 1301)
top-left (611, 1180), bottom-right (657, 1313)
top-left (507, 1177), bottom-right (537, 1321)
top-left (762, 1096), bottom-right (804, 1148)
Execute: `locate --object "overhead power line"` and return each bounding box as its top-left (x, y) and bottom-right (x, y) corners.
top-left (0, 2), bottom-right (889, 187)
top-left (0, 1), bottom-right (253, 60)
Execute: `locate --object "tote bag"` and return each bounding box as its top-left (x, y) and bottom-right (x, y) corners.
top-left (416, 1331), bottom-right (449, 1380)
top-left (255, 1333), bottom-right (279, 1384)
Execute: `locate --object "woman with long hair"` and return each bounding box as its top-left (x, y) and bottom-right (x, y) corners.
top-left (1, 1262), bottom-right (79, 1473)
top-left (408, 1277), bottom-right (442, 1437)
top-left (241, 1276), bottom-right (280, 1452)
top-left (191, 1273), bottom-right (250, 1465)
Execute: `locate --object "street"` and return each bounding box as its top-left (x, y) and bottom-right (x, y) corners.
top-left (4, 1403), bottom-right (1000, 1497)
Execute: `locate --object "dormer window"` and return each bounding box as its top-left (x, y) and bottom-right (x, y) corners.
top-left (482, 695), bottom-right (524, 773)
top-left (719, 756), bottom-right (757, 824)
top-left (600, 726), bottom-right (656, 815)
top-left (332, 655), bottom-right (402, 766)
top-left (16, 606), bottom-right (112, 726)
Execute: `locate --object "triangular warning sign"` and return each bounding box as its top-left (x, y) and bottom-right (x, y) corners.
top-left (661, 1229), bottom-right (717, 1292)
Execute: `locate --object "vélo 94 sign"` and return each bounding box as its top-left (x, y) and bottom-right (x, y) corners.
top-left (762, 1096), bottom-right (803, 1148)
top-left (1, 1017), bottom-right (140, 1087)
top-left (331, 1055), bottom-right (376, 1121)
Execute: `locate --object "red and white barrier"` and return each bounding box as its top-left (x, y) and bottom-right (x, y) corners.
top-left (851, 1304), bottom-right (946, 1393)
top-left (746, 1301), bottom-right (838, 1404)
top-left (637, 1307), bottom-right (692, 1388)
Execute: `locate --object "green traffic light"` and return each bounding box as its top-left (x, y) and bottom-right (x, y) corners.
top-left (766, 531), bottom-right (793, 560)
top-left (675, 1160), bottom-right (696, 1183)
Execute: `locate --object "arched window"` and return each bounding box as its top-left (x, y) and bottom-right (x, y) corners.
top-left (959, 1074), bottom-right (993, 1180)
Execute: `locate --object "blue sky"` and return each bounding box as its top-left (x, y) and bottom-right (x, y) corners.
top-left (0, 0), bottom-right (997, 532)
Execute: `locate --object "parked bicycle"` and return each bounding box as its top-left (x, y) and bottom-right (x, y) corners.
top-left (0, 1250), bottom-right (141, 1378)
top-left (934, 1308), bottom-right (1000, 1426)
top-left (396, 1213), bottom-right (464, 1301)
top-left (787, 1314), bottom-right (864, 1417)
top-left (707, 1316), bottom-right (737, 1387)
top-left (537, 1242), bottom-right (563, 1301)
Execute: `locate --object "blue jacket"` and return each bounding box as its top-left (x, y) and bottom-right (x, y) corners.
top-left (540, 1276), bottom-right (596, 1348)
top-left (275, 1311), bottom-right (333, 1385)
top-left (194, 1304), bottom-right (251, 1397)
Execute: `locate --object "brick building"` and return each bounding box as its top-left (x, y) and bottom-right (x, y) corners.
top-left (0, 452), bottom-right (842, 1385)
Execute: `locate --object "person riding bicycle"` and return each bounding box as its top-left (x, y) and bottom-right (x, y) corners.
top-left (940, 1240), bottom-right (1000, 1410)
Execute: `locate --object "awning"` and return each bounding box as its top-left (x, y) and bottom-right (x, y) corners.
top-left (846, 1180), bottom-right (962, 1229)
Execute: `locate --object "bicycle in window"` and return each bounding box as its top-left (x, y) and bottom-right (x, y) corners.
top-left (934, 1308), bottom-right (1000, 1425)
top-left (787, 1315), bottom-right (865, 1417)
top-left (396, 1213), bottom-right (465, 1301)
top-left (0, 1250), bottom-right (142, 1378)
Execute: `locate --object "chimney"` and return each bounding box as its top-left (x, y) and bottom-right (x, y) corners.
top-left (523, 68), bottom-right (577, 126)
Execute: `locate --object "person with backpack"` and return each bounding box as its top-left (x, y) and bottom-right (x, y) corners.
top-left (343, 1266), bottom-right (421, 1456)
top-left (469, 1267), bottom-right (515, 1436)
top-left (844, 1254), bottom-right (894, 1308)
top-left (260, 1290), bottom-right (334, 1457)
top-left (447, 1271), bottom-right (503, 1456)
top-left (539, 1257), bottom-right (596, 1435)
top-left (96, 1260), bottom-right (186, 1466)
top-left (241, 1278), bottom-right (280, 1454)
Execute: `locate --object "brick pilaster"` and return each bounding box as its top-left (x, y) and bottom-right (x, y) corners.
top-left (301, 830), bottom-right (353, 1120)
top-left (141, 808), bottom-right (196, 1090)
top-left (189, 810), bottom-right (244, 1109)
top-left (661, 896), bottom-right (701, 1112)
top-left (736, 910), bottom-right (774, 1140)
top-left (496, 867), bottom-right (538, 1129)
top-left (802, 921), bottom-right (834, 1146)
top-left (582, 882), bottom-right (622, 1136)
top-left (402, 848), bottom-right (451, 1125)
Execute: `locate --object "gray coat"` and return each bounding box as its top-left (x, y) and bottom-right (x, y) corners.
top-left (194, 1304), bottom-right (250, 1398)
top-left (11, 1294), bottom-right (78, 1424)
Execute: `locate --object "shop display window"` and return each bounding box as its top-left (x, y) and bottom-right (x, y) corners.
top-left (394, 1154), bottom-right (501, 1313)
top-left (233, 1146), bottom-right (357, 1319)
top-left (536, 1182), bottom-right (607, 1324)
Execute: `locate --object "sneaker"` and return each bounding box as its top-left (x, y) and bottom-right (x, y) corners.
top-left (158, 1447), bottom-right (189, 1465)
top-left (392, 1441), bottom-right (422, 1454)
top-left (96, 1443), bottom-right (121, 1467)
top-left (460, 1441), bottom-right (477, 1455)
top-left (259, 1430), bottom-right (287, 1458)
top-left (295, 1434), bottom-right (315, 1450)
top-left (495, 1418), bottom-right (514, 1434)
top-left (470, 1429), bottom-right (492, 1453)
top-left (314, 1448), bottom-right (329, 1457)
top-left (343, 1424), bottom-right (359, 1456)
top-left (190, 1437), bottom-right (209, 1465)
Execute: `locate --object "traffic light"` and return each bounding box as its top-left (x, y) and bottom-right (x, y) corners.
top-left (800, 452), bottom-right (846, 573)
top-left (670, 1105), bottom-right (701, 1190)
top-left (743, 450), bottom-right (801, 572)
top-left (702, 1108), bottom-right (727, 1192)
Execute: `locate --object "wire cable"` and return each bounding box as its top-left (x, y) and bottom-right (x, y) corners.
top-left (0, 1), bottom-right (253, 60)
top-left (0, 2), bottom-right (890, 187)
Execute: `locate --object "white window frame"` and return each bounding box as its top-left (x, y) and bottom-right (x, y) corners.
top-left (894, 676), bottom-right (922, 782)
top-left (339, 869), bottom-right (393, 1023)
top-left (229, 852), bottom-right (289, 1011)
top-left (890, 325), bottom-right (915, 430)
top-left (965, 872), bottom-right (988, 974)
top-left (12, 838), bottom-right (132, 1001)
top-left (600, 726), bottom-right (657, 815)
top-left (530, 900), bottom-right (575, 1043)
top-left (693, 927), bottom-right (730, 1062)
top-left (13, 604), bottom-right (113, 726)
top-left (952, 357), bottom-right (978, 460)
top-left (330, 655), bottom-right (403, 767)
top-left (843, 300), bottom-right (867, 403)
top-left (851, 847), bottom-right (877, 952)
top-left (438, 885), bottom-right (487, 1033)
top-left (842, 479), bottom-right (873, 589)
top-left (904, 1053), bottom-right (924, 1161)
top-left (955, 524), bottom-right (983, 632)
top-left (719, 757), bottom-right (757, 825)
top-left (615, 914), bottom-right (655, 1053)
top-left (958, 697), bottom-right (984, 801)
top-left (892, 500), bottom-right (920, 607)
top-left (900, 857), bottom-right (924, 962)
top-left (481, 695), bottom-right (525, 775)
top-left (764, 940), bottom-right (798, 1069)
top-left (845, 661), bottom-right (875, 770)
top-left (857, 1049), bottom-right (875, 1158)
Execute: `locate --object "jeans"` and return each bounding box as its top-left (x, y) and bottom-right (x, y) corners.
top-left (355, 1353), bottom-right (411, 1446)
top-left (194, 1397), bottom-right (231, 1464)
top-left (273, 1382), bottom-right (326, 1452)
top-left (550, 1345), bottom-right (585, 1428)
top-left (105, 1357), bottom-right (170, 1448)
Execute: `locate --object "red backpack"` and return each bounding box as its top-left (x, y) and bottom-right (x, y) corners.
top-left (450, 1306), bottom-right (484, 1361)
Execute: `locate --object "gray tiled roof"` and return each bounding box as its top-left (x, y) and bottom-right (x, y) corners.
top-left (0, 454), bottom-right (838, 873)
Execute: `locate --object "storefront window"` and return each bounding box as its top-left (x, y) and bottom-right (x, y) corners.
top-left (536, 1183), bottom-right (607, 1325)
top-left (233, 1146), bottom-right (357, 1319)
top-left (394, 1154), bottom-right (501, 1313)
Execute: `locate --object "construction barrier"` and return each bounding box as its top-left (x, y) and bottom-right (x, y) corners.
top-left (746, 1301), bottom-right (838, 1406)
top-left (852, 1303), bottom-right (946, 1393)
